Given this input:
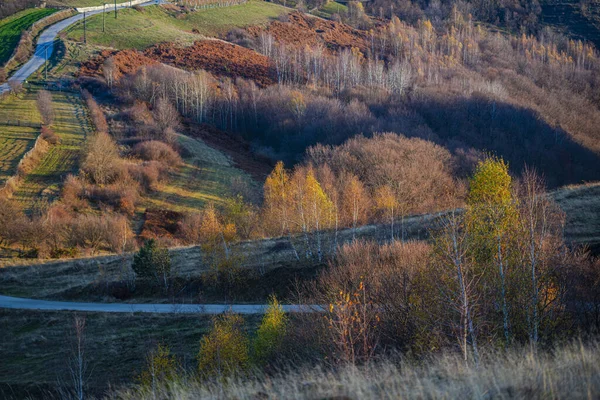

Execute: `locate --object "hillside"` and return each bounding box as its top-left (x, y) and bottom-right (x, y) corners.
top-left (64, 1), bottom-right (291, 49)
top-left (1, 0), bottom-right (600, 398)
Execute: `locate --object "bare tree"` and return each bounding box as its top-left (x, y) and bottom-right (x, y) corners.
top-left (37, 90), bottom-right (54, 125)
top-left (154, 96), bottom-right (180, 133)
top-left (435, 211), bottom-right (480, 365)
top-left (69, 315), bottom-right (87, 400)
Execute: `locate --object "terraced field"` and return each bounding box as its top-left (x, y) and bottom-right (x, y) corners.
top-left (0, 8), bottom-right (57, 65)
top-left (64, 1), bottom-right (290, 49)
top-left (0, 126), bottom-right (39, 185)
top-left (13, 93), bottom-right (91, 211)
top-left (0, 91), bottom-right (42, 124)
top-left (143, 133), bottom-right (257, 212)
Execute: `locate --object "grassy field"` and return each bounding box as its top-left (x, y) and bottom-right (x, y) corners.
top-left (0, 309), bottom-right (261, 398)
top-left (64, 1), bottom-right (290, 49)
top-left (311, 1), bottom-right (347, 19)
top-left (553, 182), bottom-right (600, 254)
top-left (143, 133), bottom-right (257, 213)
top-left (12, 92), bottom-right (91, 211)
top-left (0, 90), bottom-right (43, 124)
top-left (48, 0), bottom-right (118, 6)
top-left (0, 126), bottom-right (39, 185)
top-left (0, 8), bottom-right (57, 65)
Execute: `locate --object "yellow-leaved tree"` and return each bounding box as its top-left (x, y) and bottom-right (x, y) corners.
top-left (252, 295), bottom-right (288, 365)
top-left (139, 344), bottom-right (178, 396)
top-left (197, 314), bottom-right (249, 379)
top-left (466, 156), bottom-right (518, 345)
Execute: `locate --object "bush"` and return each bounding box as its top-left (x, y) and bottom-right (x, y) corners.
top-left (197, 314), bottom-right (249, 379)
top-left (127, 161), bottom-right (162, 192)
top-left (132, 141), bottom-right (182, 167)
top-left (82, 132), bottom-right (124, 185)
top-left (40, 126), bottom-right (60, 145)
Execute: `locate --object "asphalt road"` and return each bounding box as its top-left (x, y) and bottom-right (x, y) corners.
top-left (0, 0), bottom-right (163, 95)
top-left (0, 295), bottom-right (324, 314)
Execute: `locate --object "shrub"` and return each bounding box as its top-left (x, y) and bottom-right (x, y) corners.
top-left (127, 161), bottom-right (162, 192)
top-left (132, 141), bottom-right (182, 167)
top-left (139, 344), bottom-right (178, 391)
top-left (40, 126), bottom-right (60, 144)
top-left (197, 314), bottom-right (249, 379)
top-left (82, 132), bottom-right (123, 185)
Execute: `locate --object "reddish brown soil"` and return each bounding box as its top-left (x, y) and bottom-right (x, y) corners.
top-left (187, 123), bottom-right (273, 181)
top-left (79, 40), bottom-right (276, 86)
top-left (247, 12), bottom-right (369, 54)
top-left (143, 41), bottom-right (276, 86)
top-left (79, 49), bottom-right (158, 80)
top-left (139, 208), bottom-right (183, 241)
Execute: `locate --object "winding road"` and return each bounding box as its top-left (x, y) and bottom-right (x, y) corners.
top-left (0, 0), bottom-right (163, 95)
top-left (0, 295), bottom-right (323, 314)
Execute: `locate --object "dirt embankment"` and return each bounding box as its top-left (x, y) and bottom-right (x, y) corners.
top-left (80, 40), bottom-right (277, 86)
top-left (247, 12), bottom-right (370, 54)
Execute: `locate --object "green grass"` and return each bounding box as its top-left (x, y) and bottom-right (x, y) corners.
top-left (0, 8), bottom-right (57, 65)
top-left (144, 133), bottom-right (257, 213)
top-left (0, 126), bottom-right (39, 185)
top-left (0, 89), bottom-right (43, 124)
top-left (13, 92), bottom-right (91, 211)
top-left (48, 0), bottom-right (118, 6)
top-left (311, 1), bottom-right (347, 19)
top-left (64, 1), bottom-right (290, 49)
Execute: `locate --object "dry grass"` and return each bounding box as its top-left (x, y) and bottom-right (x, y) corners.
top-left (113, 340), bottom-right (600, 399)
top-left (552, 182), bottom-right (600, 251)
top-left (0, 309), bottom-right (261, 399)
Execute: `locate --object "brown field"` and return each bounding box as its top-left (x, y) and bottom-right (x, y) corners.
top-left (247, 11), bottom-right (370, 53)
top-left (80, 40), bottom-right (277, 86)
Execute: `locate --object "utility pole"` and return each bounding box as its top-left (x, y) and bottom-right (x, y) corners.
top-left (83, 11), bottom-right (87, 43)
top-left (103, 4), bottom-right (106, 32)
top-left (114, 0), bottom-right (117, 18)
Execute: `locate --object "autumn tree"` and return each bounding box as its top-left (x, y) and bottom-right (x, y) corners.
top-left (516, 167), bottom-right (566, 344)
top-left (139, 344), bottom-right (178, 396)
top-left (252, 295), bottom-right (287, 365)
top-left (466, 156), bottom-right (518, 345)
top-left (326, 281), bottom-right (379, 364)
top-left (81, 132), bottom-right (122, 185)
top-left (263, 161), bottom-right (291, 237)
top-left (305, 167), bottom-right (334, 261)
top-left (375, 185), bottom-right (398, 241)
top-left (197, 314), bottom-right (249, 379)
top-left (433, 211), bottom-right (479, 364)
top-left (36, 90), bottom-right (54, 126)
top-left (341, 174), bottom-right (370, 239)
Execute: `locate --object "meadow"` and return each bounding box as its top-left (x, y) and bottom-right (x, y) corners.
top-left (0, 8), bottom-right (57, 65)
top-left (64, 1), bottom-right (290, 50)
top-left (12, 92), bottom-right (91, 211)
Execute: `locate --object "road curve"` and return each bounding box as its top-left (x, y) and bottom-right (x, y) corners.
top-left (0, 295), bottom-right (324, 314)
top-left (0, 0), bottom-right (163, 95)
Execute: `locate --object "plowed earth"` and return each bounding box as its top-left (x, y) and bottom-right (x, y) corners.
top-left (79, 40), bottom-right (276, 86)
top-left (247, 12), bottom-right (369, 54)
